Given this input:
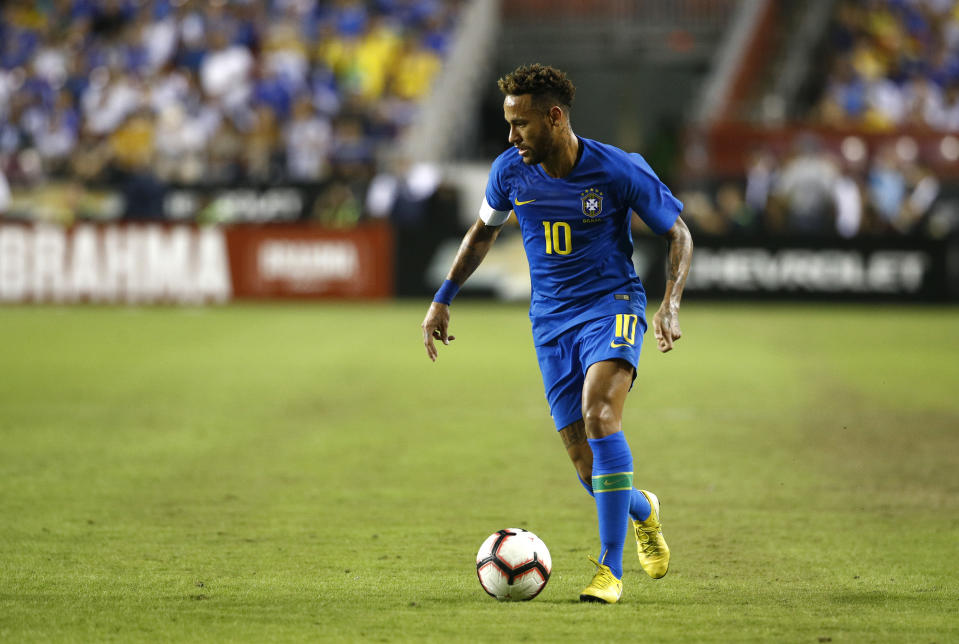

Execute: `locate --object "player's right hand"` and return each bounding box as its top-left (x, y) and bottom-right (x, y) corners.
top-left (652, 304), bottom-right (682, 353)
top-left (421, 302), bottom-right (455, 362)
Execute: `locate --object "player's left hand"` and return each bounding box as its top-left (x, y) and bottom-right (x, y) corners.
top-left (652, 305), bottom-right (682, 353)
top-left (421, 301), bottom-right (455, 362)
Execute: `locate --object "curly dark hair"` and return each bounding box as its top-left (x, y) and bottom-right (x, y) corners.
top-left (497, 63), bottom-right (576, 112)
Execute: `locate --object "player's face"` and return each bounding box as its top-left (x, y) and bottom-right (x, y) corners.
top-left (504, 94), bottom-right (556, 166)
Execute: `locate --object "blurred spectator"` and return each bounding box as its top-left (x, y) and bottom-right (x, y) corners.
top-left (771, 136), bottom-right (840, 234)
top-left (868, 143), bottom-right (908, 228)
top-left (82, 68), bottom-right (142, 137)
top-left (111, 108), bottom-right (165, 220)
top-left (744, 148), bottom-right (778, 215)
top-left (354, 16), bottom-right (401, 101)
top-left (110, 110), bottom-right (155, 171)
top-left (200, 29), bottom-right (254, 113)
top-left (366, 159), bottom-right (441, 222)
top-left (285, 96), bottom-right (333, 182)
top-left (35, 90), bottom-right (78, 174)
top-left (206, 118), bottom-right (245, 184)
top-left (833, 165), bottom-right (864, 238)
top-left (867, 142), bottom-right (941, 233)
top-left (330, 115), bottom-right (375, 181)
top-left (244, 104), bottom-right (281, 183)
top-left (902, 164), bottom-right (941, 231)
top-left (391, 33), bottom-right (443, 101)
top-left (142, 6), bottom-right (177, 72)
top-left (154, 103), bottom-right (210, 184)
top-left (261, 8), bottom-right (310, 91)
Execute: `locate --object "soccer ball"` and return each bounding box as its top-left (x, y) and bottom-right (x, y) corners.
top-left (475, 528), bottom-right (551, 601)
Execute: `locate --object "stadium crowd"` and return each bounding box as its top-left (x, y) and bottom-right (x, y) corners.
top-left (2, 0), bottom-right (957, 239)
top-left (679, 131), bottom-right (952, 239)
top-left (815, 0), bottom-right (959, 130)
top-left (677, 0), bottom-right (959, 240)
top-left (0, 0), bottom-right (460, 220)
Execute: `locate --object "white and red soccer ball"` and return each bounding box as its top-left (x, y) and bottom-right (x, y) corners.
top-left (475, 528), bottom-right (551, 601)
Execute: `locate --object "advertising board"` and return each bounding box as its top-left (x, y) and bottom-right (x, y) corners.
top-left (0, 223), bottom-right (393, 303)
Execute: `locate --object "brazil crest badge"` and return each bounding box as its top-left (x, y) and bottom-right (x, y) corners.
top-left (581, 189), bottom-right (604, 217)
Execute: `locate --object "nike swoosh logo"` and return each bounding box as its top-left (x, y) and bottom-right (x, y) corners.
top-left (593, 472), bottom-right (633, 493)
top-left (600, 474), bottom-right (632, 488)
top-left (515, 199), bottom-right (536, 205)
top-left (610, 341), bottom-right (633, 348)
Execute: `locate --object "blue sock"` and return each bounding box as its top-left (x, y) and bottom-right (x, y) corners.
top-left (578, 475), bottom-right (594, 497)
top-left (629, 488), bottom-right (651, 522)
top-left (588, 431), bottom-right (633, 579)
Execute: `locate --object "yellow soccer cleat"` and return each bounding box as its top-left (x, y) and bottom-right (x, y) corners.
top-left (633, 490), bottom-right (670, 579)
top-left (578, 556), bottom-right (623, 603)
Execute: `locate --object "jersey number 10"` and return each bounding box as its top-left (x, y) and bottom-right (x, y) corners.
top-left (542, 221), bottom-right (572, 255)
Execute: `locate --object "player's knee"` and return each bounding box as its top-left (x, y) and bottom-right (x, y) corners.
top-left (582, 401), bottom-right (618, 436)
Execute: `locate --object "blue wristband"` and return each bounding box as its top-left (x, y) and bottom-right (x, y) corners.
top-left (433, 279), bottom-right (460, 305)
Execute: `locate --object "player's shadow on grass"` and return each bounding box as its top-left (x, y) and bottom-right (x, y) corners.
top-left (537, 598), bottom-right (611, 605)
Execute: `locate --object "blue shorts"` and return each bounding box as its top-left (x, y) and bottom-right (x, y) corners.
top-left (534, 312), bottom-right (647, 431)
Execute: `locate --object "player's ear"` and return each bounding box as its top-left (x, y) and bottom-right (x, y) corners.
top-left (548, 105), bottom-right (564, 128)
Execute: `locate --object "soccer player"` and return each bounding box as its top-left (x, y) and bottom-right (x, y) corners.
top-left (421, 64), bottom-right (692, 603)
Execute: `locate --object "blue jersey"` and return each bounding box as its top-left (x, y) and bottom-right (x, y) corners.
top-left (480, 137), bottom-right (682, 345)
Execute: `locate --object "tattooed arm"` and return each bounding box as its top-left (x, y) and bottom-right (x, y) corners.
top-left (422, 217), bottom-right (504, 361)
top-left (652, 216), bottom-right (693, 353)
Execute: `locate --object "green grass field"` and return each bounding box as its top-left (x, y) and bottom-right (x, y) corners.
top-left (1, 302), bottom-right (957, 642)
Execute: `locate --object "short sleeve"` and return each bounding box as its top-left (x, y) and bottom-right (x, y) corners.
top-left (620, 153), bottom-right (682, 235)
top-left (479, 159), bottom-right (512, 226)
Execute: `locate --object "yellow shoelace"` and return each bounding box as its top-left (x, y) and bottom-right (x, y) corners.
top-left (586, 556), bottom-right (618, 588)
top-left (636, 522), bottom-right (664, 555)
